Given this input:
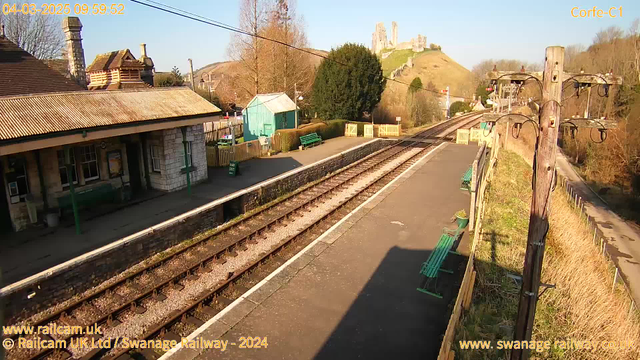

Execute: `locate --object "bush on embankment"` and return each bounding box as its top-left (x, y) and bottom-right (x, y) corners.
top-left (455, 150), bottom-right (640, 360)
top-left (272, 120), bottom-right (348, 152)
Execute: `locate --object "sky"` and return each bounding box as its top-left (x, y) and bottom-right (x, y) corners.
top-left (39, 0), bottom-right (640, 73)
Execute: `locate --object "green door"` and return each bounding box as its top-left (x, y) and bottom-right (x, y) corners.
top-left (263, 123), bottom-right (273, 137)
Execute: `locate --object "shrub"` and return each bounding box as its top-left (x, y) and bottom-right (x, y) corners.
top-left (272, 120), bottom-right (348, 152)
top-left (312, 43), bottom-right (386, 120)
top-left (449, 101), bottom-right (471, 115)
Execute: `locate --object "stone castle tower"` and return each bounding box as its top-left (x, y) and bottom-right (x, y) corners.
top-left (390, 21), bottom-right (398, 48)
top-left (371, 21), bottom-right (427, 55)
top-left (371, 22), bottom-right (388, 55)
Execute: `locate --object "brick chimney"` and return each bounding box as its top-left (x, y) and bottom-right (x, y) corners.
top-left (139, 43), bottom-right (155, 87)
top-left (62, 17), bottom-right (87, 88)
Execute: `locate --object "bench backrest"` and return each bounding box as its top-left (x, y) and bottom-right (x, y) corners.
top-left (300, 132), bottom-right (320, 140)
top-left (420, 233), bottom-right (456, 277)
top-left (57, 183), bottom-right (115, 209)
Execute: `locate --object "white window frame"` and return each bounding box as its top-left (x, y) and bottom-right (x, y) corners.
top-left (182, 141), bottom-right (193, 168)
top-left (150, 145), bottom-right (162, 172)
top-left (57, 149), bottom-right (78, 188)
top-left (79, 144), bottom-right (100, 181)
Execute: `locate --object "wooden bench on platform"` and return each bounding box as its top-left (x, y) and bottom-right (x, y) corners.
top-left (460, 165), bottom-right (473, 191)
top-left (417, 222), bottom-right (466, 298)
top-left (57, 183), bottom-right (117, 216)
top-left (300, 132), bottom-right (322, 149)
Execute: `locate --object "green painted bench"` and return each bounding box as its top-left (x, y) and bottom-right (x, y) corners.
top-left (460, 166), bottom-right (473, 191)
top-left (416, 228), bottom-right (461, 298)
top-left (57, 183), bottom-right (116, 216)
top-left (300, 132), bottom-right (322, 149)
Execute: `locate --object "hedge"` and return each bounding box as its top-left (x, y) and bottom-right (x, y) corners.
top-left (272, 120), bottom-right (348, 152)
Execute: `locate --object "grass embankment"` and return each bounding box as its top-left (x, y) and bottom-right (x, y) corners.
top-left (380, 49), bottom-right (428, 76)
top-left (455, 150), bottom-right (640, 360)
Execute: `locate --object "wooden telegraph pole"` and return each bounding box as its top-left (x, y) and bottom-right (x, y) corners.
top-left (511, 46), bottom-right (564, 360)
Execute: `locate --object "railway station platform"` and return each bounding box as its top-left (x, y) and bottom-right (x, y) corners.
top-left (0, 136), bottom-right (371, 286)
top-left (166, 143), bottom-right (479, 360)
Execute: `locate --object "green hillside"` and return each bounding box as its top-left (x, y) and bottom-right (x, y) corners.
top-left (380, 49), bottom-right (430, 77)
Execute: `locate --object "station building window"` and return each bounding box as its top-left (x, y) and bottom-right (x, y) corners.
top-left (57, 149), bottom-right (78, 188)
top-left (79, 145), bottom-right (100, 181)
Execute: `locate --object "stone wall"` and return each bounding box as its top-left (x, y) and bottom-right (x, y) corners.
top-left (389, 55), bottom-right (415, 79)
top-left (147, 124), bottom-right (207, 192)
top-left (0, 139), bottom-right (394, 322)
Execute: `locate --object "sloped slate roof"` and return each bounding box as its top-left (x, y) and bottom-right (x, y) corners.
top-left (0, 87), bottom-right (221, 141)
top-left (86, 49), bottom-right (144, 72)
top-left (0, 36), bottom-right (84, 97)
top-left (251, 93), bottom-right (297, 114)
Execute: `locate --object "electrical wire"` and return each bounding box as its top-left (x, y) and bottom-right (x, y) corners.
top-left (129, 0), bottom-right (470, 99)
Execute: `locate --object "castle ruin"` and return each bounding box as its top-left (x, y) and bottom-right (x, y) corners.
top-left (371, 22), bottom-right (426, 55)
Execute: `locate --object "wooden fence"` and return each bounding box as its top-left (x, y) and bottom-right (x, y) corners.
top-left (561, 176), bottom-right (639, 320)
top-left (378, 124), bottom-right (400, 137)
top-left (206, 139), bottom-right (267, 167)
top-left (204, 121), bottom-right (244, 144)
top-left (438, 128), bottom-right (500, 360)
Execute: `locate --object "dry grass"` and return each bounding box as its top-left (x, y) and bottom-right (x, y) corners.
top-left (455, 149), bottom-right (640, 359)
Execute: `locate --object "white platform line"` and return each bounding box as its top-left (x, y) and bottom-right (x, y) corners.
top-left (158, 141), bottom-right (446, 360)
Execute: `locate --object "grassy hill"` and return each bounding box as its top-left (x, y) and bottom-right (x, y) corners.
top-left (380, 48), bottom-right (428, 77)
top-left (375, 50), bottom-right (476, 124)
top-left (383, 50), bottom-right (474, 96)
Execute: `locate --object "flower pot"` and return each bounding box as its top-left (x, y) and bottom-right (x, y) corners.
top-left (456, 215), bottom-right (469, 228)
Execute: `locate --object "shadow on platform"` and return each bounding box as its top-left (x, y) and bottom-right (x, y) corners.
top-left (313, 242), bottom-right (468, 360)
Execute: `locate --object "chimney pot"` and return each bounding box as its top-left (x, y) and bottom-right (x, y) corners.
top-left (140, 43), bottom-right (147, 58)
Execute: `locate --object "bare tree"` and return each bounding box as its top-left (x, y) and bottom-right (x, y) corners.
top-left (227, 0), bottom-right (313, 100)
top-left (630, 19), bottom-right (640, 84)
top-left (227, 0), bottom-right (267, 97)
top-left (593, 26), bottom-right (624, 45)
top-left (564, 44), bottom-right (586, 72)
top-left (0, 1), bottom-right (64, 59)
top-left (260, 0), bottom-right (313, 98)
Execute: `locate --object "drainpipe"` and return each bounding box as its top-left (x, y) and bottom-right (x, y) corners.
top-left (64, 146), bottom-right (81, 235)
top-left (181, 127), bottom-right (191, 196)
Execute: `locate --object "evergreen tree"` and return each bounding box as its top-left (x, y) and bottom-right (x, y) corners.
top-left (311, 43), bottom-right (386, 120)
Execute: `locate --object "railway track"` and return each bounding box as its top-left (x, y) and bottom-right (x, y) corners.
top-left (4, 112), bottom-right (483, 360)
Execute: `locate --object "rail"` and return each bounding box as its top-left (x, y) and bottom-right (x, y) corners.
top-left (3, 112), bottom-right (484, 360)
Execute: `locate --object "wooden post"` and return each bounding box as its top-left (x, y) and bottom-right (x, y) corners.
top-left (511, 47), bottom-right (564, 360)
top-left (505, 120), bottom-right (510, 150)
top-left (464, 270), bottom-right (477, 310)
top-left (469, 159), bottom-right (479, 231)
top-left (64, 146), bottom-right (81, 235)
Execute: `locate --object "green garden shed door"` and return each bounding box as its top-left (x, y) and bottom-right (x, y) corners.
top-left (263, 123), bottom-right (273, 137)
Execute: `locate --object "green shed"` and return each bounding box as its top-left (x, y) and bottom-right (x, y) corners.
top-left (242, 93), bottom-right (298, 141)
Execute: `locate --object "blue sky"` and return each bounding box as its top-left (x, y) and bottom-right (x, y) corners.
top-left (59, 0), bottom-right (640, 73)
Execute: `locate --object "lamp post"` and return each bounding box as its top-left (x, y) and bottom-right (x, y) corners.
top-left (294, 83), bottom-right (303, 129)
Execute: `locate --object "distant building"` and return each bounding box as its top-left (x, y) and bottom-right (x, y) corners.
top-left (242, 93), bottom-right (298, 141)
top-left (86, 44), bottom-right (155, 90)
